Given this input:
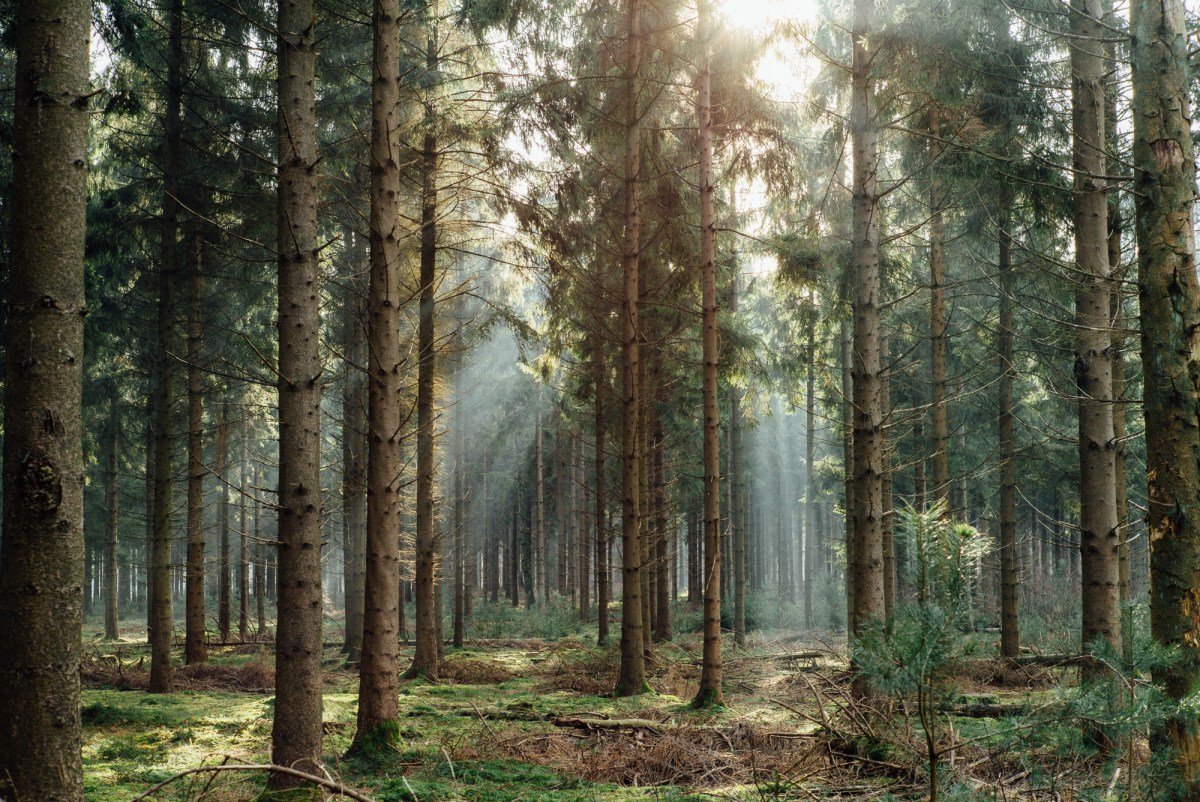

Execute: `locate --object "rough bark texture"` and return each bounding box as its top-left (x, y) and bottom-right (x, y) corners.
top-left (0, 1), bottom-right (89, 795)
top-left (1070, 0), bottom-right (1121, 662)
top-left (693, 0), bottom-right (723, 707)
top-left (731, 269), bottom-right (746, 646)
top-left (804, 303), bottom-right (816, 629)
top-left (929, 104), bottom-right (950, 511)
top-left (185, 235), bottom-right (207, 664)
top-left (615, 0), bottom-right (647, 697)
top-left (216, 402), bottom-right (231, 643)
top-left (1131, 0), bottom-right (1200, 788)
top-left (850, 0), bottom-right (885, 698)
top-left (410, 20), bottom-right (441, 680)
top-left (149, 0), bottom-right (184, 696)
top-left (270, 0), bottom-right (325, 785)
top-left (342, 238), bottom-right (368, 659)
top-left (239, 416), bottom-right (250, 640)
top-left (351, 0), bottom-right (405, 750)
top-left (105, 400), bottom-right (122, 640)
top-left (594, 343), bottom-right (610, 645)
top-left (998, 187), bottom-right (1019, 658)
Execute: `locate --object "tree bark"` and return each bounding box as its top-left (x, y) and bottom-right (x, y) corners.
top-left (804, 297), bottom-right (817, 628)
top-left (351, 0), bottom-right (405, 749)
top-left (105, 398), bottom-right (122, 641)
top-left (239, 413), bottom-right (250, 641)
top-left (185, 233), bottom-right (208, 665)
top-left (149, 0), bottom-right (183, 696)
top-left (270, 0), bottom-right (325, 783)
top-left (850, 0), bottom-right (885, 698)
top-left (929, 102), bottom-right (950, 512)
top-left (1131, 0), bottom-right (1200, 786)
top-left (594, 342), bottom-right (610, 645)
top-left (217, 401), bottom-right (231, 643)
top-left (410, 19), bottom-right (441, 680)
top-left (998, 186), bottom-right (1020, 658)
top-left (0, 0), bottom-right (89, 795)
top-left (1070, 0), bottom-right (1121, 665)
top-left (342, 240), bottom-right (368, 659)
top-left (693, 0), bottom-right (723, 707)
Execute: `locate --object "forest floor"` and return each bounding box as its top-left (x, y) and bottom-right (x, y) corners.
top-left (80, 616), bottom-right (1073, 801)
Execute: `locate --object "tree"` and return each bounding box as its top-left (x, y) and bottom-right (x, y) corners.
top-left (849, 0), bottom-right (886, 698)
top-left (0, 0), bottom-right (90, 797)
top-left (185, 233), bottom-right (207, 665)
top-left (149, 0), bottom-right (184, 696)
top-left (269, 0), bottom-right (325, 785)
top-left (692, 0), bottom-right (723, 709)
top-left (1131, 0), bottom-right (1200, 787)
top-left (615, 0), bottom-right (648, 698)
top-left (1069, 0), bottom-right (1120, 665)
top-left (351, 0), bottom-right (406, 751)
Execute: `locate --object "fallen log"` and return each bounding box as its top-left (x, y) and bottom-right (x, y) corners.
top-left (552, 716), bottom-right (666, 732)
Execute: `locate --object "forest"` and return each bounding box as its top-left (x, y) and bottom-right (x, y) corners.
top-left (2, 0), bottom-right (1200, 798)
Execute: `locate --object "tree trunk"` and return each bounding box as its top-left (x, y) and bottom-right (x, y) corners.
top-left (270, 0), bottom-right (325, 783)
top-left (1070, 0), bottom-right (1121, 666)
top-left (804, 299), bottom-right (816, 629)
top-left (410, 19), bottom-right (441, 680)
top-left (998, 185), bottom-right (1020, 658)
top-left (342, 233), bottom-right (368, 660)
top-left (841, 318), bottom-right (854, 633)
top-left (351, 0), bottom-right (405, 749)
top-left (594, 343), bottom-right (610, 645)
top-left (731, 267), bottom-right (746, 646)
top-left (850, 0), bottom-right (885, 698)
top-left (239, 412), bottom-right (250, 641)
top-left (254, 462), bottom-right (266, 637)
top-left (217, 401), bottom-right (231, 643)
top-left (149, 0), bottom-right (183, 695)
top-left (0, 0), bottom-right (89, 795)
top-left (185, 233), bottom-right (208, 665)
top-left (929, 102), bottom-right (950, 512)
top-left (693, 0), bottom-right (723, 707)
top-left (535, 403), bottom-right (546, 605)
top-left (105, 399), bottom-right (121, 640)
top-left (1131, 0), bottom-right (1200, 786)
top-left (453, 351), bottom-right (466, 647)
top-left (615, 0), bottom-right (648, 697)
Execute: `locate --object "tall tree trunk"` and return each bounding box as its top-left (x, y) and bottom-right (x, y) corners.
top-left (850, 0), bottom-right (885, 698)
top-left (693, 0), bottom-right (723, 707)
top-left (1132, 0), bottom-right (1200, 786)
top-left (343, 273), bottom-right (368, 659)
top-left (652, 415), bottom-right (670, 640)
top-left (535, 403), bottom-right (546, 605)
top-left (105, 398), bottom-right (122, 640)
top-left (185, 233), bottom-right (207, 664)
top-left (731, 265), bottom-right (746, 647)
top-left (0, 0), bottom-right (89, 794)
top-left (594, 343), bottom-right (610, 645)
top-left (453, 353), bottom-right (466, 647)
top-left (239, 412), bottom-right (250, 641)
top-left (410, 18), bottom-right (441, 680)
top-left (217, 401), bottom-right (231, 643)
top-left (578, 435), bottom-right (591, 617)
top-left (998, 185), bottom-right (1020, 658)
top-left (149, 0), bottom-right (183, 695)
top-left (270, 0), bottom-right (325, 783)
top-left (929, 103), bottom-right (950, 512)
top-left (841, 318), bottom-right (854, 633)
top-left (1070, 0), bottom-right (1121, 666)
top-left (804, 300), bottom-right (816, 629)
top-left (254, 462), bottom-right (266, 638)
top-left (350, 0), bottom-right (405, 749)
top-left (615, 0), bottom-right (648, 697)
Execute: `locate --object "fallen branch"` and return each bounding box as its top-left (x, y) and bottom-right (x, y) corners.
top-left (552, 716), bottom-right (666, 732)
top-left (127, 763), bottom-right (374, 801)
